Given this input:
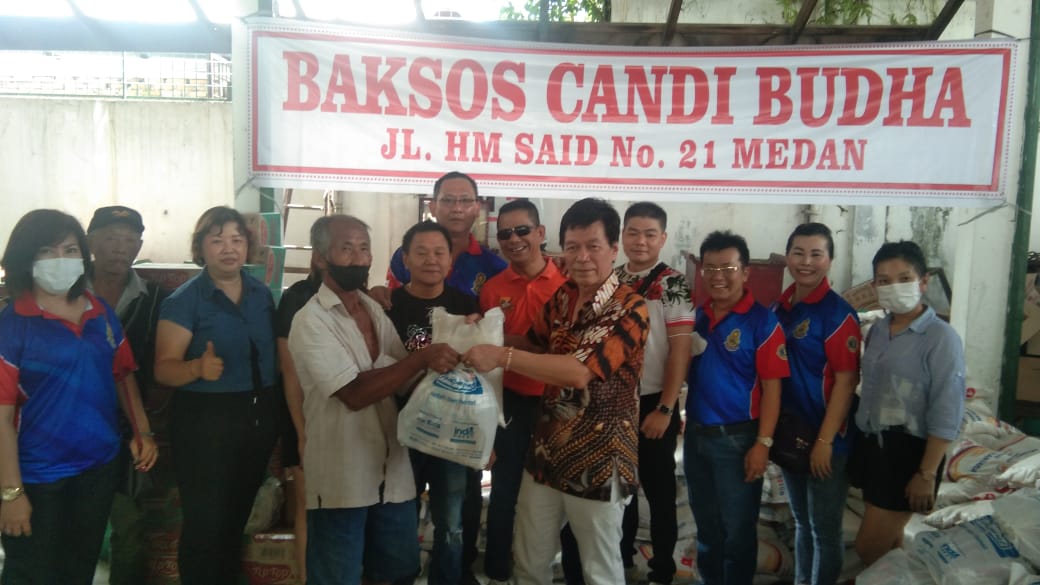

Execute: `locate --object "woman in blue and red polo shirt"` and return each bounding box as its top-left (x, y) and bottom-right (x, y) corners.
top-left (0, 209), bottom-right (157, 584)
top-left (773, 223), bottom-right (861, 585)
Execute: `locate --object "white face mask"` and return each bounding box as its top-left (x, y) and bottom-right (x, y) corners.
top-left (33, 257), bottom-right (85, 295)
top-left (876, 280), bottom-right (922, 314)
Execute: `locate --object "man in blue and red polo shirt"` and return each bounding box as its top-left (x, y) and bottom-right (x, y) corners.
top-left (386, 171), bottom-right (506, 297)
top-left (685, 230), bottom-right (789, 585)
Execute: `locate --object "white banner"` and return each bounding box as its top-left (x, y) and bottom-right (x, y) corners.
top-left (246, 18), bottom-right (1018, 206)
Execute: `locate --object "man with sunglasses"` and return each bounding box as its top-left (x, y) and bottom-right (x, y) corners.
top-left (384, 171), bottom-right (506, 585)
top-left (684, 231), bottom-right (789, 585)
top-left (478, 199), bottom-right (567, 585)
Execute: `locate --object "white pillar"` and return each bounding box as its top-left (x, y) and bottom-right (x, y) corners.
top-left (232, 0), bottom-right (263, 213)
top-left (949, 0), bottom-right (1031, 411)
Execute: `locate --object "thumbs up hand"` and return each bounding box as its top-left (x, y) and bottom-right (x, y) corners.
top-left (198, 341), bottom-right (224, 381)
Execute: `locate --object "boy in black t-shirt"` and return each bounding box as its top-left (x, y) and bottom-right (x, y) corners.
top-left (386, 221), bottom-right (479, 585)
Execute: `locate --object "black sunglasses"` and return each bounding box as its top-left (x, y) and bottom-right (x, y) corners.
top-left (496, 225), bottom-right (534, 240)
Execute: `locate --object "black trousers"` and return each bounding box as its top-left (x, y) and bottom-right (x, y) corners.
top-left (0, 455), bottom-right (120, 585)
top-left (621, 393), bottom-right (681, 583)
top-left (170, 388), bottom-right (279, 585)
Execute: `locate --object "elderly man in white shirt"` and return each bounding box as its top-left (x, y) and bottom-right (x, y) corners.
top-left (288, 215), bottom-right (459, 585)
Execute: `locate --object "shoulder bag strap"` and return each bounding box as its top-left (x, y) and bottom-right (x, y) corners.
top-left (636, 262), bottom-right (670, 297)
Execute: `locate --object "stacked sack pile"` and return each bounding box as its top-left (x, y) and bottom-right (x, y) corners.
top-left (857, 386), bottom-right (1040, 585)
top-left (617, 386), bottom-right (1040, 584)
top-left (621, 452), bottom-right (851, 584)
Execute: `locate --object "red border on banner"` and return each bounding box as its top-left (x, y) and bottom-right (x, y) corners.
top-left (248, 23), bottom-right (1014, 199)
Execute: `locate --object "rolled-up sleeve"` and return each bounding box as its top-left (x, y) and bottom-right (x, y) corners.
top-left (924, 327), bottom-right (966, 440)
top-left (288, 307), bottom-right (360, 399)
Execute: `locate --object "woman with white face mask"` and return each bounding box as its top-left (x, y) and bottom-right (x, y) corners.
top-left (852, 240), bottom-right (965, 567)
top-left (0, 209), bottom-right (157, 584)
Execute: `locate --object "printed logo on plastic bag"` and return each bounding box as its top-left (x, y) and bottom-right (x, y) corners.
top-left (433, 368), bottom-right (484, 395)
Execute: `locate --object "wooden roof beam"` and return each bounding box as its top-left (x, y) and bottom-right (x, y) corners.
top-left (185, 0), bottom-right (209, 22)
top-left (788, 0), bottom-right (819, 44)
top-left (0, 18), bottom-right (935, 52)
top-left (927, 0), bottom-right (966, 40)
top-left (538, 0), bottom-right (549, 42)
top-left (413, 0), bottom-right (426, 29)
top-left (663, 0), bottom-right (683, 46)
top-left (0, 16), bottom-right (231, 52)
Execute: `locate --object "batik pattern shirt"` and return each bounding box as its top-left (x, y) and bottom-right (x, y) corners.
top-left (525, 274), bottom-right (648, 501)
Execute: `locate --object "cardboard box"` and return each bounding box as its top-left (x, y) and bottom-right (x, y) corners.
top-left (142, 487), bottom-right (183, 585)
top-left (245, 245), bottom-right (286, 303)
top-left (1023, 273), bottom-right (1040, 346)
top-left (241, 531), bottom-right (300, 585)
top-left (1023, 303), bottom-right (1040, 346)
top-left (1018, 356), bottom-right (1040, 403)
top-left (841, 280), bottom-right (881, 312)
top-left (245, 212), bottom-right (283, 248)
top-left (135, 263), bottom-right (202, 292)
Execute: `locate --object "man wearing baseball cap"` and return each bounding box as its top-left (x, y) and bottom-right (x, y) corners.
top-left (87, 205), bottom-right (169, 585)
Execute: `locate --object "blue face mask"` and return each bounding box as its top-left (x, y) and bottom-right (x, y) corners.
top-left (32, 257), bottom-right (84, 295)
top-left (327, 262), bottom-right (369, 292)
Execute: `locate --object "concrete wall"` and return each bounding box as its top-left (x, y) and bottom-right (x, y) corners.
top-left (0, 97), bottom-right (233, 265)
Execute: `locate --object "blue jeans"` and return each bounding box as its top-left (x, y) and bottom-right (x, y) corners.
top-left (484, 391), bottom-right (540, 581)
top-left (684, 429), bottom-right (762, 585)
top-left (412, 452), bottom-right (469, 585)
top-left (306, 500), bottom-right (419, 585)
top-left (781, 455), bottom-right (849, 585)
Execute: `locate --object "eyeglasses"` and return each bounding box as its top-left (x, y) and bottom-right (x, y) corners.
top-left (496, 225), bottom-right (534, 240)
top-left (701, 265), bottom-right (742, 275)
top-left (436, 197), bottom-right (477, 208)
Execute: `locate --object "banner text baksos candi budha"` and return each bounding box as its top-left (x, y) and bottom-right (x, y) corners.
top-left (281, 52), bottom-right (971, 129)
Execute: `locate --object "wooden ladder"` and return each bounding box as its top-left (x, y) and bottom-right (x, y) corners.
top-left (281, 188), bottom-right (336, 276)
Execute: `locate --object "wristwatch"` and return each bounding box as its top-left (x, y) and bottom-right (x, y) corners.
top-left (1, 486), bottom-right (24, 502)
top-left (756, 436), bottom-right (774, 448)
top-left (657, 403), bottom-right (674, 415)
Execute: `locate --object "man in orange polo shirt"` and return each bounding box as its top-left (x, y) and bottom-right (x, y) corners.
top-left (478, 199), bottom-right (567, 585)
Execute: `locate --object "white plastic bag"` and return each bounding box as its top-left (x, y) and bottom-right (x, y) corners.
top-left (991, 487), bottom-right (1040, 570)
top-left (912, 516), bottom-right (1021, 585)
top-left (997, 453), bottom-right (1040, 489)
top-left (244, 475), bottom-right (285, 535)
top-left (856, 548), bottom-right (934, 585)
top-left (924, 499), bottom-right (995, 530)
top-left (397, 307), bottom-right (505, 469)
top-left (1009, 562), bottom-right (1040, 585)
top-left (945, 437), bottom-right (1040, 485)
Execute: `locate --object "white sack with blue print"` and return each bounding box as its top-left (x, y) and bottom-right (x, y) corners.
top-left (398, 307), bottom-right (505, 469)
